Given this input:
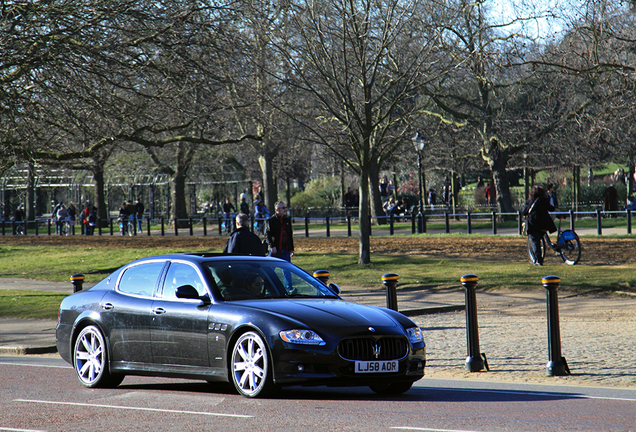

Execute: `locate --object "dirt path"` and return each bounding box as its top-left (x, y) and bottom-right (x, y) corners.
top-left (2, 235), bottom-right (635, 266)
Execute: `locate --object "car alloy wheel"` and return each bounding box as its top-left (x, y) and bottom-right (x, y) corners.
top-left (231, 331), bottom-right (273, 397)
top-left (73, 325), bottom-right (123, 388)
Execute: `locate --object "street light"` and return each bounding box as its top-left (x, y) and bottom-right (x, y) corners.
top-left (412, 131), bottom-right (426, 233)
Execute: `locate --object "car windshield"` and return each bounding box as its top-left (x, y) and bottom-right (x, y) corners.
top-left (205, 260), bottom-right (338, 301)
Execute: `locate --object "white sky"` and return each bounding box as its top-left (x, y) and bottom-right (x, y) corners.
top-left (489, 0), bottom-right (567, 40)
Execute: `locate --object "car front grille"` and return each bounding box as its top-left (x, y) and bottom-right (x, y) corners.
top-left (338, 337), bottom-right (409, 361)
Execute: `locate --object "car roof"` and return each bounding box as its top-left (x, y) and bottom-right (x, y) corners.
top-left (133, 253), bottom-right (280, 264)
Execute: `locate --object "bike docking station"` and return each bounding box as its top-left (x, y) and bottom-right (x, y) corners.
top-left (461, 274), bottom-right (489, 372)
top-left (543, 275), bottom-right (571, 376)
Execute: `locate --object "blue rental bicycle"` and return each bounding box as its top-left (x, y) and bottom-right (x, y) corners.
top-left (527, 218), bottom-right (581, 265)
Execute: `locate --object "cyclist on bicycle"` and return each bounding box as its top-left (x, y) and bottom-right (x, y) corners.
top-left (522, 185), bottom-right (556, 266)
top-left (254, 200), bottom-right (269, 235)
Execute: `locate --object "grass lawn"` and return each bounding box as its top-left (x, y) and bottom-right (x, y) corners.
top-left (0, 239), bottom-right (633, 319)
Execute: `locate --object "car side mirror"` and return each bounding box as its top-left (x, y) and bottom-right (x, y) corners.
top-left (176, 285), bottom-right (201, 300)
top-left (328, 283), bottom-right (341, 295)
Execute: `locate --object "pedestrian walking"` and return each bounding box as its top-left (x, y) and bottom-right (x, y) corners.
top-left (484, 182), bottom-right (496, 207)
top-left (265, 200), bottom-right (294, 262)
top-left (603, 184), bottom-right (618, 217)
top-left (135, 199), bottom-right (145, 233)
top-left (223, 213), bottom-right (266, 256)
top-left (222, 197), bottom-right (235, 234)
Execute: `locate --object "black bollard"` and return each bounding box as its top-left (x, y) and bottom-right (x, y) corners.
top-left (70, 274), bottom-right (85, 293)
top-left (313, 270), bottom-right (330, 285)
top-left (382, 273), bottom-right (399, 311)
top-left (461, 274), bottom-right (487, 372)
top-left (543, 275), bottom-right (570, 376)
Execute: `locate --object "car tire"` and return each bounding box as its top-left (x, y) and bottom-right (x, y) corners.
top-left (369, 381), bottom-right (413, 395)
top-left (230, 331), bottom-right (275, 398)
top-left (73, 325), bottom-right (123, 388)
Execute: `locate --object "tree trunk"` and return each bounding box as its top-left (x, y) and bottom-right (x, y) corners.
top-left (259, 152), bottom-right (277, 210)
top-left (171, 170), bottom-right (188, 220)
top-left (358, 166), bottom-right (371, 264)
top-left (368, 160), bottom-right (385, 224)
top-left (628, 150), bottom-right (635, 201)
top-left (26, 162), bottom-right (35, 221)
top-left (170, 143), bottom-right (195, 221)
top-left (482, 137), bottom-right (515, 217)
top-left (489, 157), bottom-right (515, 216)
top-left (92, 164), bottom-right (108, 220)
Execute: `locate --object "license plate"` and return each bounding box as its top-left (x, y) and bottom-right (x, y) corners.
top-left (354, 360), bottom-right (398, 373)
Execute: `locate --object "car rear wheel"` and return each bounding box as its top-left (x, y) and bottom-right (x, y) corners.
top-left (73, 325), bottom-right (123, 388)
top-left (369, 381), bottom-right (413, 395)
top-left (230, 331), bottom-right (274, 398)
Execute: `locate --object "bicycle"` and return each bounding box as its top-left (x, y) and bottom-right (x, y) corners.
top-left (223, 213), bottom-right (235, 234)
top-left (527, 218), bottom-right (581, 265)
top-left (14, 222), bottom-right (25, 236)
top-left (59, 217), bottom-right (71, 236)
top-left (119, 216), bottom-right (134, 236)
top-left (254, 217), bottom-right (267, 236)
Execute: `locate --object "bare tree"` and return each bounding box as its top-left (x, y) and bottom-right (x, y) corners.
top-left (273, 0), bottom-right (442, 263)
top-left (2, 1), bottom-right (262, 219)
top-left (536, 1), bottom-right (636, 192)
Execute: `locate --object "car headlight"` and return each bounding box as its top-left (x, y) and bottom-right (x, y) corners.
top-left (406, 326), bottom-right (423, 344)
top-left (279, 329), bottom-right (326, 346)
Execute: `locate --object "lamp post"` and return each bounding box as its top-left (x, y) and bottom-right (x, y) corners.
top-left (412, 131), bottom-right (426, 233)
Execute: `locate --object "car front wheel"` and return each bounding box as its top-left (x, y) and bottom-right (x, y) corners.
top-left (230, 331), bottom-right (275, 398)
top-left (73, 325), bottom-right (123, 388)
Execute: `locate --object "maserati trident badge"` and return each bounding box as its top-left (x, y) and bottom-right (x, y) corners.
top-left (373, 344), bottom-right (381, 359)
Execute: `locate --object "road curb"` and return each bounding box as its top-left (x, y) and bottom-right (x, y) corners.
top-left (400, 304), bottom-right (465, 317)
top-left (0, 345), bottom-right (58, 355)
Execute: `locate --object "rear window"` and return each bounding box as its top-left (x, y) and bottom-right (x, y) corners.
top-left (118, 261), bottom-right (165, 297)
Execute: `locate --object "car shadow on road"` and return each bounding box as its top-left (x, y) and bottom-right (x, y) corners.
top-left (118, 379), bottom-right (582, 402)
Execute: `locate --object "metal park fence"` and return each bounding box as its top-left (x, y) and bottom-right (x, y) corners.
top-left (2, 207), bottom-right (634, 238)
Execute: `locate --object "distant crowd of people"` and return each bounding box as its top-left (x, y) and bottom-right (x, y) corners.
top-left (377, 174), bottom-right (463, 219)
top-left (7, 199), bottom-right (145, 236)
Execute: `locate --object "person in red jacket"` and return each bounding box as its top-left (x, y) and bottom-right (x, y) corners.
top-left (484, 182), bottom-right (496, 207)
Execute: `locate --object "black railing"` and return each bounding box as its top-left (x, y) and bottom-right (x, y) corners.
top-left (1, 208), bottom-right (633, 238)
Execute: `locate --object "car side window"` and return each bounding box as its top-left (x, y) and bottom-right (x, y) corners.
top-left (162, 262), bottom-right (206, 299)
top-left (118, 262), bottom-right (165, 297)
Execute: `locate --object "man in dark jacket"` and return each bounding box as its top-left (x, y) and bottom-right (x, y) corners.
top-left (265, 200), bottom-right (294, 262)
top-left (522, 185), bottom-right (556, 266)
top-left (223, 213), bottom-right (266, 256)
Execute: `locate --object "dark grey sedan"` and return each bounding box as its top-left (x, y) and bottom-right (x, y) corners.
top-left (56, 254), bottom-right (426, 397)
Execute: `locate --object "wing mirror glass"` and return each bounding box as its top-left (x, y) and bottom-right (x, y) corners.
top-left (328, 283), bottom-right (341, 295)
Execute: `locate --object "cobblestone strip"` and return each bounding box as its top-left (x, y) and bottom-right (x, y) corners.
top-left (414, 310), bottom-right (636, 388)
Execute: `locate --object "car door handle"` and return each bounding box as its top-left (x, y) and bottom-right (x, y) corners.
top-left (102, 303), bottom-right (114, 310)
top-left (153, 307), bottom-right (167, 315)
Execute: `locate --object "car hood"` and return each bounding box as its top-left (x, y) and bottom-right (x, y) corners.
top-left (238, 298), bottom-right (401, 330)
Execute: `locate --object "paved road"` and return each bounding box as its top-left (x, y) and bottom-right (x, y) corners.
top-left (2, 276), bottom-right (636, 430)
top-left (2, 277), bottom-right (636, 390)
top-left (1, 355), bottom-right (635, 431)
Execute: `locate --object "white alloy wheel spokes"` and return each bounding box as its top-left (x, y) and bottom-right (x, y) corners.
top-left (75, 326), bottom-right (105, 386)
top-left (232, 332), bottom-right (268, 397)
